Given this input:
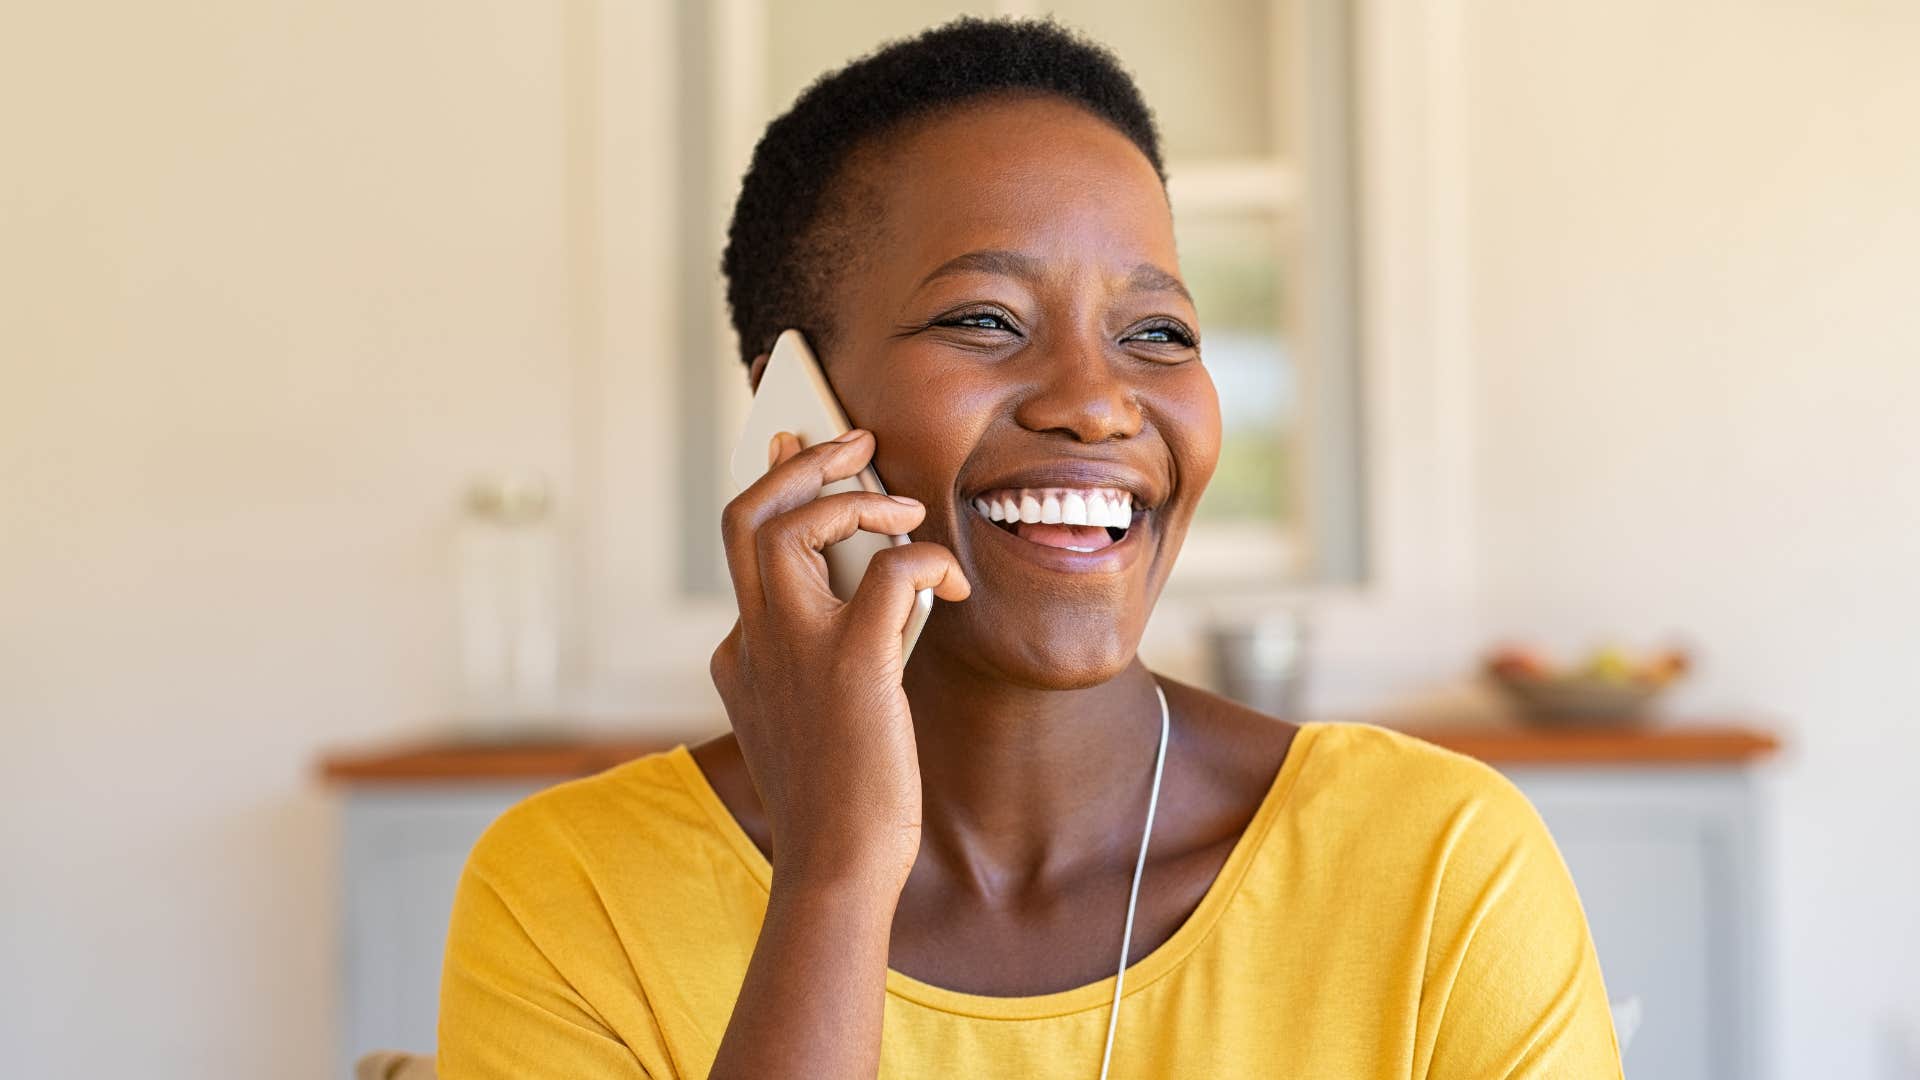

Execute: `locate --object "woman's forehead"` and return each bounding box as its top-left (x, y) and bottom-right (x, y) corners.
top-left (848, 96), bottom-right (1178, 286)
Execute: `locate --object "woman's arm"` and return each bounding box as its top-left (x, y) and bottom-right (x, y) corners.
top-left (439, 858), bottom-right (657, 1078)
top-left (1416, 773), bottom-right (1623, 1078)
top-left (708, 862), bottom-right (900, 1078)
top-left (705, 429), bottom-right (969, 1079)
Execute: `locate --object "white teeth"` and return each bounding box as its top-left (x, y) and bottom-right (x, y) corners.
top-left (973, 487), bottom-right (1142, 529)
top-left (1092, 496), bottom-right (1111, 526)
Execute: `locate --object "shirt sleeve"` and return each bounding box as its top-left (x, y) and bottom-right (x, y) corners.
top-left (1415, 773), bottom-right (1625, 1079)
top-left (436, 805), bottom-right (669, 1079)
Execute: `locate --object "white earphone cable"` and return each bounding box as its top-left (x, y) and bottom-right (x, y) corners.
top-left (1098, 681), bottom-right (1171, 1080)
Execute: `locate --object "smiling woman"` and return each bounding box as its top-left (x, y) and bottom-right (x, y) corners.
top-left (436, 18), bottom-right (1622, 1080)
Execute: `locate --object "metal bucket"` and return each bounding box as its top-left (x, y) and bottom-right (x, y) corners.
top-left (1205, 611), bottom-right (1310, 720)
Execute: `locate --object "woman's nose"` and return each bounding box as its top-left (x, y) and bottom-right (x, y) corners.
top-left (1011, 337), bottom-right (1145, 443)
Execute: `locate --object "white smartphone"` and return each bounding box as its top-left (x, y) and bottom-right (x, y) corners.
top-left (729, 329), bottom-right (934, 660)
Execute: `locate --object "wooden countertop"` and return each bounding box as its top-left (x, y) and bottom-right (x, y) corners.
top-left (319, 722), bottom-right (1779, 785)
top-left (318, 731), bottom-right (709, 784)
top-left (1398, 724), bottom-right (1779, 767)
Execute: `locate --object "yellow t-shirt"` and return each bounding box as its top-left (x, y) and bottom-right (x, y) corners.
top-left (437, 723), bottom-right (1623, 1078)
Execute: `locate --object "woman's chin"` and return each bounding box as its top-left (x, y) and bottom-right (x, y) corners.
top-left (919, 608), bottom-right (1146, 690)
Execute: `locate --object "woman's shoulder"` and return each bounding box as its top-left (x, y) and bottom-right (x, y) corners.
top-left (1300, 721), bottom-right (1528, 801)
top-left (1152, 676), bottom-right (1543, 861)
top-left (1287, 721), bottom-right (1556, 864)
top-left (1155, 679), bottom-right (1529, 833)
top-left (460, 746), bottom-right (728, 889)
top-left (1274, 724), bottom-right (1618, 1071)
top-left (441, 747), bottom-right (764, 1075)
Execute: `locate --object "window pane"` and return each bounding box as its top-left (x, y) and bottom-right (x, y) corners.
top-left (1039, 0), bottom-right (1291, 160)
top-left (1177, 211), bottom-right (1299, 527)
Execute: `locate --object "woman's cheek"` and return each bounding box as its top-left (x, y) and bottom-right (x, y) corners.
top-left (869, 375), bottom-right (997, 506)
top-left (1164, 367), bottom-right (1223, 502)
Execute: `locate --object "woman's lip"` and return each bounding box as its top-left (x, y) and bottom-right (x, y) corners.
top-left (965, 502), bottom-right (1150, 575)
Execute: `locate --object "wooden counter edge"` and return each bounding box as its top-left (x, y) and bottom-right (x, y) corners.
top-left (318, 734), bottom-right (708, 784)
top-left (1404, 724), bottom-right (1780, 766)
top-left (319, 723), bottom-right (1779, 785)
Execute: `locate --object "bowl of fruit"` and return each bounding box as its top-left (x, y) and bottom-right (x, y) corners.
top-left (1483, 644), bottom-right (1690, 728)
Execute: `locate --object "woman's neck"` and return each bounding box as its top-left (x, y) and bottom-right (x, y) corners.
top-left (900, 652), bottom-right (1167, 899)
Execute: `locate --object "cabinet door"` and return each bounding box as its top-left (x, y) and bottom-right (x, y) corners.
top-left (339, 787), bottom-right (540, 1074)
top-left (1508, 768), bottom-right (1765, 1080)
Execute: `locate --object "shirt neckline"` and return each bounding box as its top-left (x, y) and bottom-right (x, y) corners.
top-left (665, 721), bottom-right (1324, 1021)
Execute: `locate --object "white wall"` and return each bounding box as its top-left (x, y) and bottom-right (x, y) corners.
top-left (0, 3), bottom-right (594, 1076)
top-left (1461, 2), bottom-right (1920, 1075)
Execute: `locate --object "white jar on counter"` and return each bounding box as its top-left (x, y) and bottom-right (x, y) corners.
top-left (453, 474), bottom-right (560, 732)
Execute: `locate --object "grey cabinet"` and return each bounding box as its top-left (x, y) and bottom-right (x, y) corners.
top-left (333, 764), bottom-right (1768, 1078)
top-left (338, 785), bottom-right (543, 1075)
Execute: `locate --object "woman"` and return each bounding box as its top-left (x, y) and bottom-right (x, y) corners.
top-left (438, 18), bottom-right (1622, 1078)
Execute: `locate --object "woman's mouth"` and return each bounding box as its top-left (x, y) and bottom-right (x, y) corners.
top-left (969, 486), bottom-right (1135, 552)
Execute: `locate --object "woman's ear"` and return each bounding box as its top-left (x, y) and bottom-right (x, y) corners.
top-left (746, 352), bottom-right (770, 393)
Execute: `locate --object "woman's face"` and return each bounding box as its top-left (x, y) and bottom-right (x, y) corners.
top-left (794, 94), bottom-right (1220, 688)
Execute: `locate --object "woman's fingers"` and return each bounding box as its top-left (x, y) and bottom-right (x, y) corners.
top-left (842, 541), bottom-right (970, 652)
top-left (708, 618), bottom-right (744, 697)
top-left (720, 429), bottom-right (876, 610)
top-left (757, 491), bottom-right (930, 609)
top-left (721, 428), bottom-right (969, 650)
top-left (768, 430), bottom-right (798, 468)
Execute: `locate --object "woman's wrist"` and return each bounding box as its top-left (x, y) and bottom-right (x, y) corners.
top-left (713, 837), bottom-right (903, 1078)
top-left (771, 845), bottom-right (913, 907)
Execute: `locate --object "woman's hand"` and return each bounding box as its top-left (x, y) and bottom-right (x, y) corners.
top-left (710, 429), bottom-right (971, 893)
top-left (708, 429), bottom-right (969, 1077)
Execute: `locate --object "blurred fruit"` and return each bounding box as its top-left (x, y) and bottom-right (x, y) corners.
top-left (1484, 645), bottom-right (1553, 681)
top-left (1639, 649), bottom-right (1690, 686)
top-left (1583, 646), bottom-right (1636, 684)
top-left (1481, 641), bottom-right (1693, 728)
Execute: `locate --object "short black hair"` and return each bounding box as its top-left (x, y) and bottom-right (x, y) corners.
top-left (720, 16), bottom-right (1166, 368)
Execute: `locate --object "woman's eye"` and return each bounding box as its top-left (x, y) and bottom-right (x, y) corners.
top-left (1128, 321), bottom-right (1197, 348)
top-left (940, 311), bottom-right (1015, 332)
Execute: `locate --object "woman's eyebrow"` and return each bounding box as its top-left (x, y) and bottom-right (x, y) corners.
top-left (912, 249), bottom-right (1193, 306)
top-left (913, 248), bottom-right (1043, 292)
top-left (1126, 262), bottom-right (1193, 305)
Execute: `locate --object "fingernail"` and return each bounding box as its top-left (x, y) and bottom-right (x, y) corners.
top-left (889, 494), bottom-right (920, 505)
top-left (766, 432), bottom-right (784, 467)
top-left (831, 428), bottom-right (866, 443)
